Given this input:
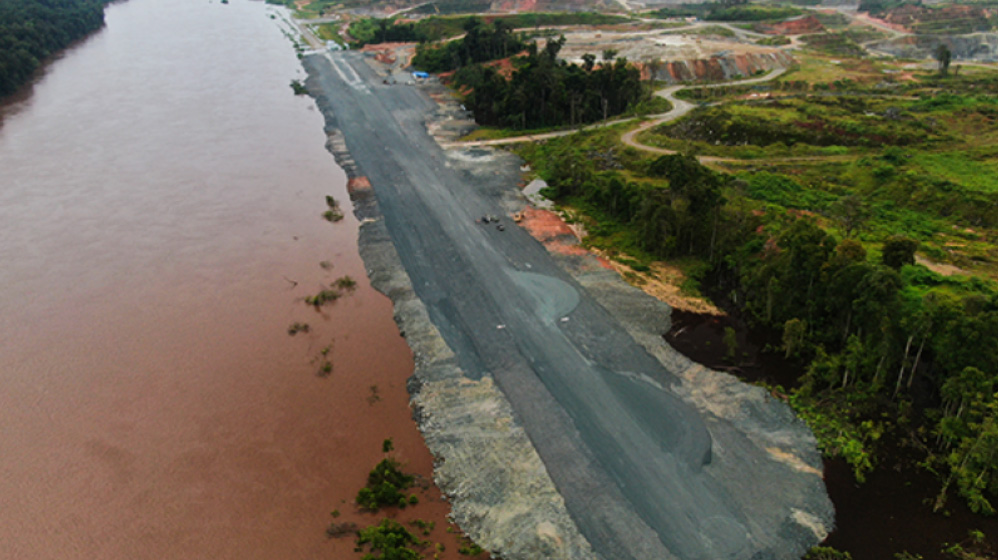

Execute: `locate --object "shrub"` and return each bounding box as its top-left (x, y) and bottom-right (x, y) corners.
top-left (356, 458), bottom-right (414, 510)
top-left (356, 519), bottom-right (423, 560)
top-left (326, 521), bottom-right (358, 538)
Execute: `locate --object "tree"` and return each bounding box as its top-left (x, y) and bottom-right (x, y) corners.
top-left (783, 318), bottom-right (808, 359)
top-left (882, 236), bottom-right (918, 269)
top-left (831, 194), bottom-right (870, 238)
top-left (723, 327), bottom-right (738, 362)
top-left (935, 44), bottom-right (953, 76)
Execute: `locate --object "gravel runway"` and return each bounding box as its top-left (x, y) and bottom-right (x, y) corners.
top-left (303, 50), bottom-right (833, 560)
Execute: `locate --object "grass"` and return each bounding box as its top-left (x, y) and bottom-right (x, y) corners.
top-left (778, 54), bottom-right (883, 85)
top-left (313, 22), bottom-right (346, 47)
top-left (663, 24), bottom-right (736, 37)
top-left (757, 35), bottom-right (791, 46)
top-left (912, 150), bottom-right (998, 193)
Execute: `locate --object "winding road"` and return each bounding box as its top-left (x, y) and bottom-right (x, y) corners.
top-left (441, 67), bottom-right (787, 155)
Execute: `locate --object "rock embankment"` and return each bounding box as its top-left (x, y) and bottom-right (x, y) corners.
top-left (871, 33), bottom-right (998, 62)
top-left (314, 93), bottom-right (597, 559)
top-left (641, 51), bottom-right (795, 83)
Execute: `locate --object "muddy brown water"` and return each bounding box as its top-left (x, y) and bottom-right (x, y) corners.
top-left (0, 1), bottom-right (465, 558)
top-left (666, 309), bottom-right (998, 560)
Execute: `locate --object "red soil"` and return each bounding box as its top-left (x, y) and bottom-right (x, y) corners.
top-left (518, 207), bottom-right (613, 267)
top-left (347, 176), bottom-right (373, 195)
top-left (761, 16), bottom-right (824, 36)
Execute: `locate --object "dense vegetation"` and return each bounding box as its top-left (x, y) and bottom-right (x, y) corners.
top-left (857, 0), bottom-right (918, 17)
top-left (449, 36), bottom-right (643, 128)
top-left (516, 66), bottom-right (998, 516)
top-left (410, 0), bottom-right (493, 15)
top-left (411, 18), bottom-right (526, 72)
top-left (661, 96), bottom-right (939, 148)
top-left (0, 0), bottom-right (109, 97)
top-left (356, 519), bottom-right (424, 560)
top-left (355, 457), bottom-right (416, 510)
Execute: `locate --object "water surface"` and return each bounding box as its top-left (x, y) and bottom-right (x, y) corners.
top-left (0, 1), bottom-right (426, 557)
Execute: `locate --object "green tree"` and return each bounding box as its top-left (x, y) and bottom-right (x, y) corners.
top-left (723, 326), bottom-right (738, 362)
top-left (935, 43), bottom-right (953, 76)
top-left (882, 236), bottom-right (918, 269)
top-left (938, 401), bottom-right (998, 515)
top-left (830, 194), bottom-right (870, 238)
top-left (357, 519), bottom-right (423, 560)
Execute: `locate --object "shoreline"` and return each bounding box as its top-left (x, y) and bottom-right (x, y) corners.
top-left (304, 49), bottom-right (834, 559)
top-left (309, 74), bottom-right (596, 559)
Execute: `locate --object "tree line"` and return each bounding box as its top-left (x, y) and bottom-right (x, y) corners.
top-left (411, 17), bottom-right (525, 73)
top-left (531, 143), bottom-right (998, 512)
top-left (0, 0), bottom-right (110, 98)
top-left (445, 36), bottom-right (644, 129)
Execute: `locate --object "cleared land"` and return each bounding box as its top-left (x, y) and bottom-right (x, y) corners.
top-left (304, 50), bottom-right (831, 560)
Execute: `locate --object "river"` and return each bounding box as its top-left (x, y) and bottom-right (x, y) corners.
top-left (0, 1), bottom-right (448, 558)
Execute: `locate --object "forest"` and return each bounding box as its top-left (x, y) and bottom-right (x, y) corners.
top-left (411, 17), bottom-right (526, 72)
top-left (0, 0), bottom-right (110, 98)
top-left (427, 35), bottom-right (643, 129)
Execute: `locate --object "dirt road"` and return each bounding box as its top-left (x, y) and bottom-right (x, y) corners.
top-left (304, 50), bottom-right (831, 560)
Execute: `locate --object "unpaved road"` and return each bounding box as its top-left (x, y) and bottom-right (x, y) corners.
top-left (444, 67), bottom-right (785, 152)
top-left (620, 67), bottom-right (785, 155)
top-left (304, 50), bottom-right (830, 559)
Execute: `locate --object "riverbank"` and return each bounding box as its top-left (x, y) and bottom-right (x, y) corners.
top-left (304, 47), bottom-right (833, 560)
top-left (308, 70), bottom-right (595, 560)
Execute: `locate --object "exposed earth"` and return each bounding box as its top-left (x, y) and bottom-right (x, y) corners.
top-left (303, 49), bottom-right (833, 559)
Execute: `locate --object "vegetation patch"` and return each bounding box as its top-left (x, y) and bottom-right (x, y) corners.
top-left (663, 24), bottom-right (736, 37)
top-left (304, 276), bottom-right (357, 308)
top-left (356, 519), bottom-right (424, 559)
top-left (356, 457), bottom-right (415, 510)
top-left (757, 35), bottom-right (791, 46)
top-left (646, 2), bottom-right (803, 22)
top-left (801, 32), bottom-right (867, 57)
top-left (450, 37), bottom-right (644, 129)
top-left (657, 96), bottom-right (937, 149)
top-left (324, 195), bottom-right (344, 222)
